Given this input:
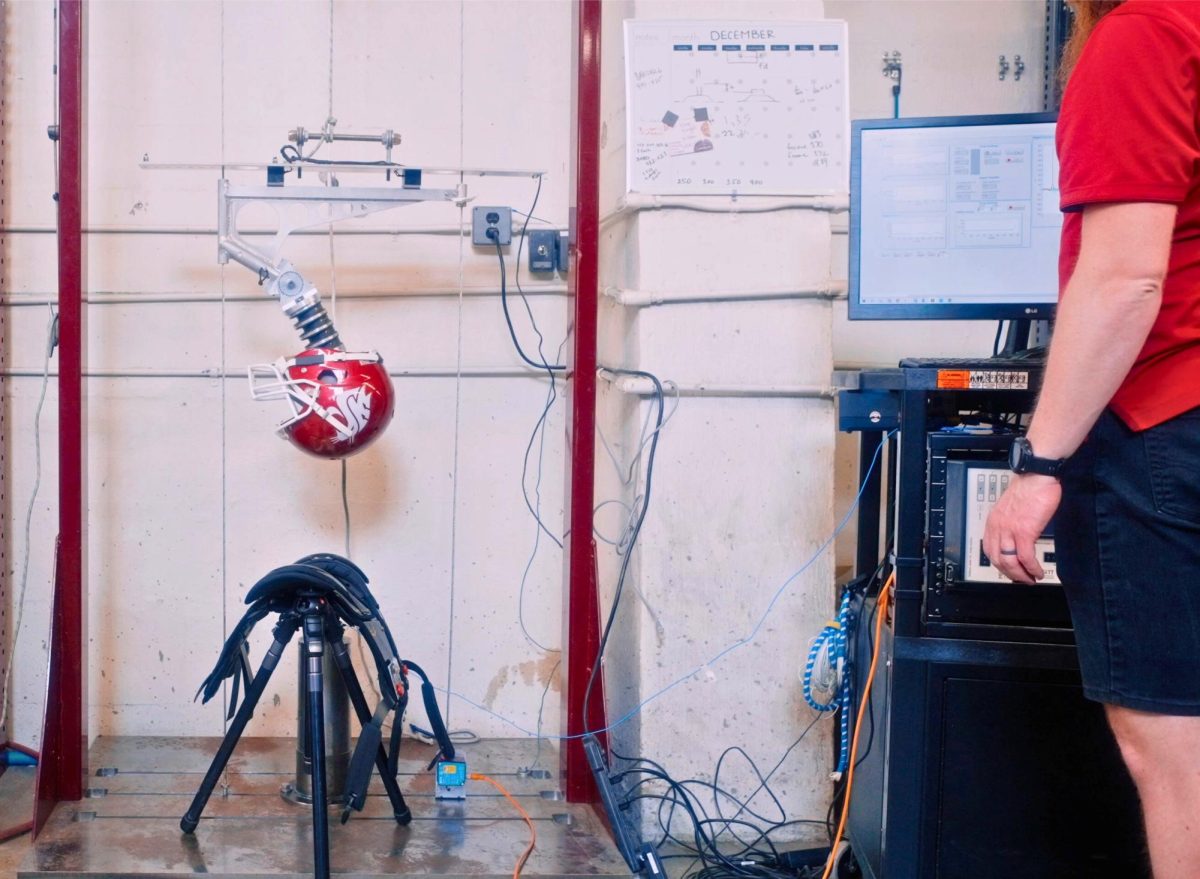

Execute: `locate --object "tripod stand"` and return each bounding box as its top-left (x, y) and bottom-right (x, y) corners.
top-left (180, 589), bottom-right (411, 879)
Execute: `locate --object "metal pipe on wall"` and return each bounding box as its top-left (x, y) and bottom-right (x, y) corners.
top-left (0, 286), bottom-right (570, 307)
top-left (0, 224), bottom-right (563, 237)
top-left (0, 367), bottom-right (559, 380)
top-left (602, 374), bottom-right (835, 400)
top-left (602, 282), bottom-right (847, 308)
top-left (600, 192), bottom-right (849, 228)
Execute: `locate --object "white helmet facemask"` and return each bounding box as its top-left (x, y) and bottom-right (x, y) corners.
top-left (248, 355), bottom-right (375, 441)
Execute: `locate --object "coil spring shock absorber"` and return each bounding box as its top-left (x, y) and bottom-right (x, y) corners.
top-left (276, 271), bottom-right (344, 350)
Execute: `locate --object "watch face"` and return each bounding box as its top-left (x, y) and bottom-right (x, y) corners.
top-left (1009, 437), bottom-right (1027, 472)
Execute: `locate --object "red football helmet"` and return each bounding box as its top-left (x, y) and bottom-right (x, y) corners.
top-left (248, 348), bottom-right (395, 459)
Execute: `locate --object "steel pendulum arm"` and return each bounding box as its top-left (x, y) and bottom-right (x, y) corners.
top-left (181, 616), bottom-right (300, 833)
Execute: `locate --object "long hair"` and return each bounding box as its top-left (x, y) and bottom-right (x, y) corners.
top-left (1061, 1), bottom-right (1126, 84)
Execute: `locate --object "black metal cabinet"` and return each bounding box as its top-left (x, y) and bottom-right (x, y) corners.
top-left (839, 366), bottom-right (1145, 879)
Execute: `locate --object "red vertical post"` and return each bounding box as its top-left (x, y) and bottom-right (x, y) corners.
top-left (35, 0), bottom-right (87, 834)
top-left (562, 0), bottom-right (604, 803)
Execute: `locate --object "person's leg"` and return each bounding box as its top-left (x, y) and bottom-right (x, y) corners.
top-left (1106, 705), bottom-right (1200, 879)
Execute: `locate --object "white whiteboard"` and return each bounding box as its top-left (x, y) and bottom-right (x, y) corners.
top-left (624, 20), bottom-right (849, 196)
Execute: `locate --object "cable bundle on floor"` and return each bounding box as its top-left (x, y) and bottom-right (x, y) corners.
top-left (610, 723), bottom-right (831, 879)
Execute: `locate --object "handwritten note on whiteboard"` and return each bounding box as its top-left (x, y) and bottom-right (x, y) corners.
top-left (624, 20), bottom-right (849, 196)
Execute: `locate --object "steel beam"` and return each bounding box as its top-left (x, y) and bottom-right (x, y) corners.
top-left (0, 0), bottom-right (10, 755)
top-left (562, 0), bottom-right (603, 804)
top-left (35, 0), bottom-right (87, 835)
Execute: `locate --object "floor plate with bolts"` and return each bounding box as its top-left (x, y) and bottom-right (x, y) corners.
top-left (23, 736), bottom-right (627, 879)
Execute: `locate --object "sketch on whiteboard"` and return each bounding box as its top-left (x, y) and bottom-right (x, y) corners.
top-left (625, 20), bottom-right (849, 196)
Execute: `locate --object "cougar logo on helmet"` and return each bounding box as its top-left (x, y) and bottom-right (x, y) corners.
top-left (334, 388), bottom-right (374, 441)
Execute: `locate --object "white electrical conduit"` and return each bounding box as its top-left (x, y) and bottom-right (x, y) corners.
top-left (0, 366), bottom-right (555, 380)
top-left (600, 370), bottom-right (834, 401)
top-left (600, 191), bottom-right (849, 228)
top-left (0, 223), bottom-right (559, 237)
top-left (0, 286), bottom-right (569, 307)
top-left (602, 281), bottom-right (847, 307)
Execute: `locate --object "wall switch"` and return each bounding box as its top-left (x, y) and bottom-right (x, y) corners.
top-left (529, 230), bottom-right (559, 272)
top-left (472, 206), bottom-right (512, 245)
top-left (557, 231), bottom-right (570, 273)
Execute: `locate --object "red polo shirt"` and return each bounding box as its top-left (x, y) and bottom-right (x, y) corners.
top-left (1057, 0), bottom-right (1200, 430)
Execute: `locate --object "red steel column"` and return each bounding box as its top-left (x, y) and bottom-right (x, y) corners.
top-left (562, 0), bottom-right (604, 803)
top-left (35, 0), bottom-right (87, 833)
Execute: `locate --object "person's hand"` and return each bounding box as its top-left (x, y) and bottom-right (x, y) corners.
top-left (982, 474), bottom-right (1062, 584)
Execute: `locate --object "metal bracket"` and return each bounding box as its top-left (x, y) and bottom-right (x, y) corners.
top-left (1013, 54), bottom-right (1025, 82)
top-left (216, 178), bottom-right (459, 347)
top-left (998, 55), bottom-right (1011, 81)
top-left (217, 179), bottom-right (458, 278)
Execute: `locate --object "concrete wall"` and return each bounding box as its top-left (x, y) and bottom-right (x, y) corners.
top-left (596, 0), bottom-right (837, 841)
top-left (593, 0), bottom-right (1049, 838)
top-left (3, 0), bottom-right (573, 748)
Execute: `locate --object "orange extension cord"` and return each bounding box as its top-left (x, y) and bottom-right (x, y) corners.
top-left (470, 772), bottom-right (537, 879)
top-left (820, 572), bottom-right (894, 879)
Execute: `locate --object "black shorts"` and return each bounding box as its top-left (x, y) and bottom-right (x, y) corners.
top-left (1058, 405), bottom-right (1200, 714)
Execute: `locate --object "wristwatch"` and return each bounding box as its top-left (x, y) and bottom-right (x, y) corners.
top-left (1008, 436), bottom-right (1066, 479)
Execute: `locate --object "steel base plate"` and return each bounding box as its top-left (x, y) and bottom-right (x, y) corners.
top-left (16, 736), bottom-right (624, 879)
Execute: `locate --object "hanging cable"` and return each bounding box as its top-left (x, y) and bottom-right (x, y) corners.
top-left (0, 305), bottom-right (57, 739)
top-left (820, 573), bottom-right (893, 879)
top-left (582, 367), bottom-right (665, 732)
top-left (503, 173), bottom-right (573, 652)
top-left (428, 431), bottom-right (893, 741)
top-left (489, 184), bottom-right (564, 374)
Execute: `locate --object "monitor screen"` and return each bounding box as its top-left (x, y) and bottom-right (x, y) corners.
top-left (849, 113), bottom-right (1061, 320)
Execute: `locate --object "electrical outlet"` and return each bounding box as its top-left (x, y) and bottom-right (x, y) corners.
top-left (472, 206), bottom-right (512, 246)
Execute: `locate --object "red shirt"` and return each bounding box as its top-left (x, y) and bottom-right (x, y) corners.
top-left (1057, 0), bottom-right (1200, 430)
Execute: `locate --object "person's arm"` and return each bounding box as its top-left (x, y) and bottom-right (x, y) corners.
top-left (983, 201), bottom-right (1174, 584)
top-left (1026, 202), bottom-right (1175, 458)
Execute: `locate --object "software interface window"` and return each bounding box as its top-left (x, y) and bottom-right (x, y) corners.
top-left (857, 121), bottom-right (1061, 308)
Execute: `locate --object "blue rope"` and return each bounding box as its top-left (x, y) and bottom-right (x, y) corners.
top-left (802, 590), bottom-right (855, 777)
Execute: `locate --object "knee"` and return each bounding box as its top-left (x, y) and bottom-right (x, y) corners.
top-left (1109, 716), bottom-right (1155, 786)
top-left (1105, 706), bottom-right (1195, 789)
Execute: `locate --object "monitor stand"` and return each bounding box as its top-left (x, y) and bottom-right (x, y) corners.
top-left (999, 319), bottom-right (1049, 359)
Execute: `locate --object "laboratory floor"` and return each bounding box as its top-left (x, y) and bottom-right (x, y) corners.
top-left (4, 736), bottom-right (627, 879)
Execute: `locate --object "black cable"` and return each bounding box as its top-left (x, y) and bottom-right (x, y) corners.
top-left (493, 235), bottom-right (566, 372)
top-left (711, 712), bottom-right (824, 843)
top-left (826, 559), bottom-right (887, 843)
top-left (493, 212), bottom-right (569, 555)
top-left (518, 366), bottom-right (563, 552)
top-left (513, 174), bottom-right (554, 346)
top-left (611, 716), bottom-right (830, 878)
top-left (581, 368), bottom-right (665, 732)
top-left (993, 320), bottom-right (1005, 358)
top-left (279, 143), bottom-right (393, 168)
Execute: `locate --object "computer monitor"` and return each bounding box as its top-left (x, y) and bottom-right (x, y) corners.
top-left (849, 113), bottom-right (1060, 321)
